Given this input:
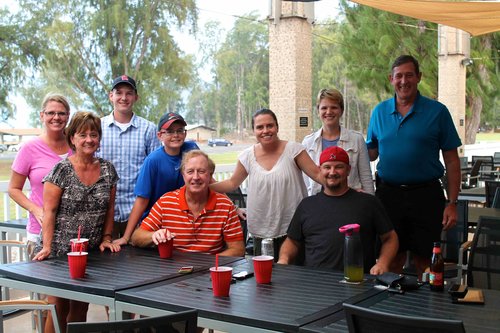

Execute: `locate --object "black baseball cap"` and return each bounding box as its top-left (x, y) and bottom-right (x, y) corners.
top-left (158, 112), bottom-right (187, 131)
top-left (111, 75), bottom-right (137, 91)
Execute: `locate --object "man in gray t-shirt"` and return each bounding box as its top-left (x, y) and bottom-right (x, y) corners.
top-left (278, 146), bottom-right (398, 275)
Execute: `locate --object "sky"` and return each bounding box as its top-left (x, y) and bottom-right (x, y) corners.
top-left (5, 0), bottom-right (340, 129)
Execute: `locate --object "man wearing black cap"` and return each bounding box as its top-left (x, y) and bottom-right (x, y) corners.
top-left (96, 75), bottom-right (160, 239)
top-left (113, 112), bottom-right (199, 245)
top-left (278, 146), bottom-right (398, 275)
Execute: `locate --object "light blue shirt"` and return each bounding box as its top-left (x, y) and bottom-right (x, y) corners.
top-left (96, 112), bottom-right (161, 222)
top-left (366, 92), bottom-right (461, 184)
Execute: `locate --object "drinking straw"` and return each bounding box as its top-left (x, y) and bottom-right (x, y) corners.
top-left (77, 225), bottom-right (82, 241)
top-left (79, 242), bottom-right (82, 255)
top-left (215, 254), bottom-right (219, 270)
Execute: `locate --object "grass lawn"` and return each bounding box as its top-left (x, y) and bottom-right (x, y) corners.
top-left (475, 132), bottom-right (500, 142)
top-left (208, 152), bottom-right (239, 165)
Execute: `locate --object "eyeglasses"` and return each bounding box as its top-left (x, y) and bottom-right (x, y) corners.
top-left (44, 111), bottom-right (69, 118)
top-left (161, 129), bottom-right (186, 136)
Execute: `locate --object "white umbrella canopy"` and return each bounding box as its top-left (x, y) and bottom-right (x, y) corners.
top-left (350, 0), bottom-right (500, 36)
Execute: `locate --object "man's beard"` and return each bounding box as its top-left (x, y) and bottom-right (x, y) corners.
top-left (324, 176), bottom-right (342, 191)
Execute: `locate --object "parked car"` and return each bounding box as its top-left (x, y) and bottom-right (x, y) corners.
top-left (208, 138), bottom-right (232, 147)
top-left (0, 144), bottom-right (7, 153)
top-left (8, 144), bottom-right (21, 152)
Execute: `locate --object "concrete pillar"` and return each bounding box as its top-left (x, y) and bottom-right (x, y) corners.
top-left (438, 25), bottom-right (470, 155)
top-left (269, 0), bottom-right (314, 142)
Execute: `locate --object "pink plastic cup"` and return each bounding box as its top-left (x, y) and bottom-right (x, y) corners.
top-left (253, 255), bottom-right (274, 284)
top-left (67, 252), bottom-right (88, 279)
top-left (210, 267), bottom-right (233, 297)
top-left (70, 238), bottom-right (89, 252)
top-left (157, 239), bottom-right (174, 259)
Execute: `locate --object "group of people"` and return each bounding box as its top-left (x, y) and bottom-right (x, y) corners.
top-left (8, 54), bottom-right (461, 332)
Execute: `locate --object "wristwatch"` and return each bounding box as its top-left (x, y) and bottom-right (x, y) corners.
top-left (446, 199), bottom-right (458, 205)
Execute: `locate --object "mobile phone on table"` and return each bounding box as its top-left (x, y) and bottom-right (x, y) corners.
top-left (178, 266), bottom-right (194, 274)
top-left (232, 270), bottom-right (254, 280)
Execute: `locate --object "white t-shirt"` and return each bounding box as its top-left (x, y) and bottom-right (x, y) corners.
top-left (239, 141), bottom-right (308, 238)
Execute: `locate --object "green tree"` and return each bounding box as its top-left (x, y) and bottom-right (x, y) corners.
top-left (12, 0), bottom-right (197, 123)
top-left (465, 33), bottom-right (500, 144)
top-left (312, 19), bottom-right (376, 133)
top-left (186, 14), bottom-right (268, 137)
top-left (339, 0), bottom-right (438, 101)
top-left (0, 8), bottom-right (43, 123)
top-left (215, 13), bottom-right (268, 135)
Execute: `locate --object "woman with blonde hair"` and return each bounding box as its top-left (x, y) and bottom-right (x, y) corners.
top-left (9, 93), bottom-right (73, 257)
top-left (302, 88), bottom-right (374, 195)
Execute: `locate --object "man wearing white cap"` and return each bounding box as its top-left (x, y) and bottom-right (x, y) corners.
top-left (97, 75), bottom-right (160, 239)
top-left (278, 146), bottom-right (398, 275)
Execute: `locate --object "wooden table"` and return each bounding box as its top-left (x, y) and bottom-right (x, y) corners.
top-left (0, 247), bottom-right (241, 320)
top-left (300, 286), bottom-right (500, 333)
top-left (115, 261), bottom-right (383, 333)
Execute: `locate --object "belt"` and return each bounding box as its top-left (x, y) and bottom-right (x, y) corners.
top-left (377, 177), bottom-right (440, 190)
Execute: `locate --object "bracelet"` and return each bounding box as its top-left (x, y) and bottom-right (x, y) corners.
top-left (103, 239), bottom-right (112, 243)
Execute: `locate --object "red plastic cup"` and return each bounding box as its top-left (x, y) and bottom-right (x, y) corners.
top-left (70, 238), bottom-right (89, 252)
top-left (210, 267), bottom-right (233, 297)
top-left (157, 239), bottom-right (174, 259)
top-left (253, 255), bottom-right (274, 284)
top-left (67, 252), bottom-right (88, 279)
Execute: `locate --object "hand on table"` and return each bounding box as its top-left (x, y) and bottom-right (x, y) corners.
top-left (33, 247), bottom-right (51, 261)
top-left (370, 262), bottom-right (389, 275)
top-left (100, 241), bottom-right (121, 252)
top-left (152, 229), bottom-right (175, 245)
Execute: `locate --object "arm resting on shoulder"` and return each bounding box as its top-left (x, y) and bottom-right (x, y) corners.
top-left (219, 240), bottom-right (245, 257)
top-left (370, 230), bottom-right (398, 275)
top-left (210, 161), bottom-right (248, 193)
top-left (295, 150), bottom-right (322, 185)
top-left (277, 237), bottom-right (301, 265)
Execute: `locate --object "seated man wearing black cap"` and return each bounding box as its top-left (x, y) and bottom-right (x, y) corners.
top-left (114, 112), bottom-right (199, 246)
top-left (278, 146), bottom-right (398, 275)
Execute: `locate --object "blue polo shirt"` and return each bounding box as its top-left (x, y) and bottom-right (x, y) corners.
top-left (134, 141), bottom-right (199, 220)
top-left (366, 92), bottom-right (461, 185)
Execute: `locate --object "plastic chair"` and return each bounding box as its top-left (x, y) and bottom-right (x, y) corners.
top-left (0, 240), bottom-right (45, 332)
top-left (66, 309), bottom-right (198, 333)
top-left (343, 303), bottom-right (465, 333)
top-left (225, 187), bottom-right (251, 253)
top-left (440, 200), bottom-right (469, 283)
top-left (494, 152), bottom-right (500, 169)
top-left (485, 180), bottom-right (500, 207)
top-left (472, 155), bottom-right (495, 182)
top-left (461, 160), bottom-right (482, 189)
top-left (492, 187), bottom-right (500, 208)
top-left (0, 300), bottom-right (61, 333)
top-left (459, 217), bottom-right (500, 290)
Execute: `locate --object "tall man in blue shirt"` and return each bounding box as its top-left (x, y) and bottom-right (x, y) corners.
top-left (97, 75), bottom-right (160, 238)
top-left (366, 55), bottom-right (462, 279)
